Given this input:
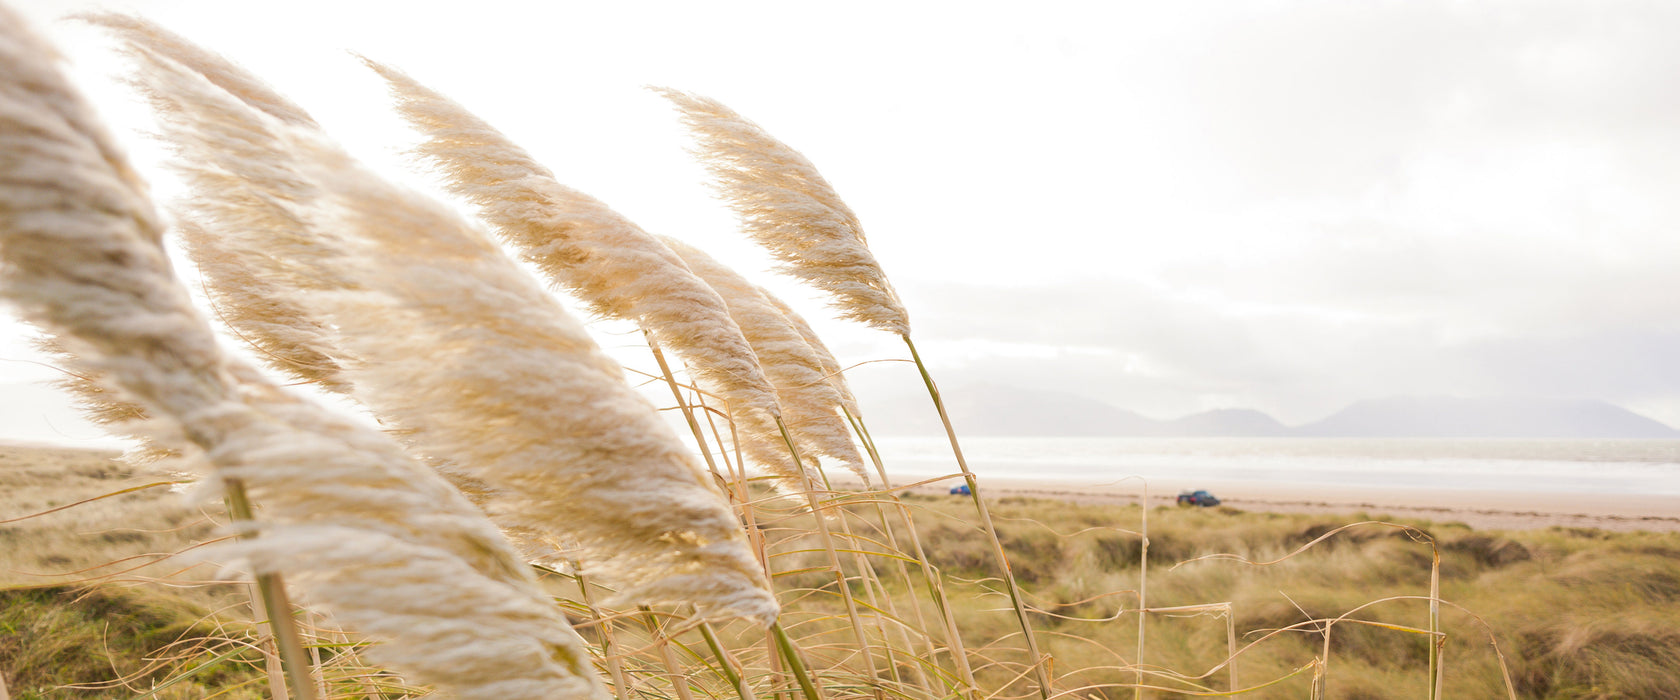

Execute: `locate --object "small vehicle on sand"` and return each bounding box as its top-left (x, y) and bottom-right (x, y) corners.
top-left (949, 484), bottom-right (972, 496)
top-left (1176, 489), bottom-right (1220, 507)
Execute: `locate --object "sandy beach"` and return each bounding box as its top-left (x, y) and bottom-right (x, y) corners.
top-left (7, 440), bottom-right (1677, 533)
top-left (889, 473), bottom-right (1680, 533)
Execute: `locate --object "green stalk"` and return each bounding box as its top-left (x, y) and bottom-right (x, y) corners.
top-left (772, 622), bottom-right (824, 700)
top-left (224, 479), bottom-right (319, 700)
top-left (902, 334), bottom-right (1051, 699)
top-left (1429, 545), bottom-right (1442, 700)
top-left (700, 622), bottom-right (756, 700)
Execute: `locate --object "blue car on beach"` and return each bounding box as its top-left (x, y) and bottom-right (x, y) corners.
top-left (949, 484), bottom-right (972, 496)
top-left (1177, 489), bottom-right (1220, 507)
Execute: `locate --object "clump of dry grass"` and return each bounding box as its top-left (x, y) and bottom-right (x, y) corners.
top-left (0, 9), bottom-right (608, 698)
top-left (85, 12), bottom-right (777, 624)
top-left (0, 584), bottom-right (269, 699)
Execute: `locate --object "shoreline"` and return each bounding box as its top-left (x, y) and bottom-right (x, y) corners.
top-left (8, 440), bottom-right (1676, 534)
top-left (877, 473), bottom-right (1680, 533)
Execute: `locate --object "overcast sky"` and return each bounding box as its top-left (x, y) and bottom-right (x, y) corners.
top-left (5, 0), bottom-right (1680, 444)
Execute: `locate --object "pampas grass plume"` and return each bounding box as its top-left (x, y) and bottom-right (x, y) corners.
top-left (361, 60), bottom-right (782, 423)
top-left (760, 287), bottom-right (862, 420)
top-left (364, 60), bottom-right (843, 502)
top-left (661, 237), bottom-right (867, 485)
top-left (89, 15), bottom-right (776, 623)
top-left (655, 88), bottom-right (910, 337)
top-left (0, 10), bottom-right (606, 698)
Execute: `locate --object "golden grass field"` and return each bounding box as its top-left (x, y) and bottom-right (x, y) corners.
top-left (5, 442), bottom-right (1679, 700)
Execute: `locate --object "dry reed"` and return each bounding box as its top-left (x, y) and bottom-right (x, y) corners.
top-left (87, 12), bottom-right (777, 624)
top-left (360, 60), bottom-right (805, 496)
top-left (657, 87), bottom-right (1050, 697)
top-left (0, 10), bottom-right (606, 697)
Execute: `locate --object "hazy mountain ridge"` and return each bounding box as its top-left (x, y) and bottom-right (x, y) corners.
top-left (1296, 396), bottom-right (1680, 439)
top-left (862, 384), bottom-right (1680, 438)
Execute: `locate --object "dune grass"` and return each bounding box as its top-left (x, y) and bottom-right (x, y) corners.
top-left (6, 446), bottom-right (1678, 699)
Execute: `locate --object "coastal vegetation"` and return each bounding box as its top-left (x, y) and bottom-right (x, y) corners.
top-left (6, 444), bottom-right (1680, 698)
top-left (2, 6), bottom-right (1674, 700)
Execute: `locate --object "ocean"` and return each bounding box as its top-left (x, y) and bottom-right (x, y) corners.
top-left (867, 436), bottom-right (1680, 496)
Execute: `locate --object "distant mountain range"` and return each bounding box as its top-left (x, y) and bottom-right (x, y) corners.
top-left (862, 384), bottom-right (1680, 438)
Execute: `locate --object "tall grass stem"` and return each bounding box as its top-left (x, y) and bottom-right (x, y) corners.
top-left (700, 622), bottom-right (755, 700)
top-left (224, 479), bottom-right (319, 700)
top-left (575, 568), bottom-right (632, 700)
top-left (1429, 545), bottom-right (1442, 699)
top-left (901, 335), bottom-right (1050, 699)
top-left (642, 608), bottom-right (698, 700)
top-left (847, 409), bottom-right (977, 698)
top-left (647, 333), bottom-right (723, 479)
top-left (771, 622), bottom-right (823, 700)
top-left (1134, 484), bottom-right (1148, 700)
top-left (773, 416), bottom-right (881, 688)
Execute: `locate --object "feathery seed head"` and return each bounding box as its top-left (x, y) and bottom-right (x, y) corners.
top-left (0, 11), bottom-right (608, 697)
top-left (655, 87), bottom-right (911, 337)
top-left (73, 12), bottom-right (319, 128)
top-left (660, 237), bottom-right (868, 486)
top-left (90, 20), bottom-right (777, 624)
top-left (363, 60), bottom-right (783, 421)
top-left (760, 287), bottom-right (862, 420)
